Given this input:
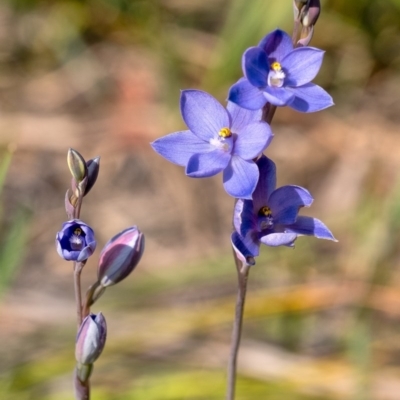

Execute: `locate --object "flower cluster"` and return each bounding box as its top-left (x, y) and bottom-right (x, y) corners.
top-left (152, 28), bottom-right (336, 264)
top-left (55, 149), bottom-right (145, 390)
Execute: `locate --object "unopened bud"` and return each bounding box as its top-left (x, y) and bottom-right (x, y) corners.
top-left (67, 148), bottom-right (87, 184)
top-left (56, 219), bottom-right (96, 262)
top-left (84, 156), bottom-right (100, 196)
top-left (98, 226), bottom-right (145, 287)
top-left (301, 0), bottom-right (320, 27)
top-left (75, 313), bottom-right (107, 368)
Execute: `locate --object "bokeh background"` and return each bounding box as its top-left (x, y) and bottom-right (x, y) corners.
top-left (1, 0), bottom-right (400, 399)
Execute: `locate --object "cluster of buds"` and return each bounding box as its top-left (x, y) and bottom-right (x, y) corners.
top-left (293, 0), bottom-right (321, 46)
top-left (55, 149), bottom-right (145, 397)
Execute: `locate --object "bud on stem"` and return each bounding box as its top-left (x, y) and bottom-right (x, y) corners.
top-left (68, 149), bottom-right (87, 184)
top-left (97, 226), bottom-right (145, 287)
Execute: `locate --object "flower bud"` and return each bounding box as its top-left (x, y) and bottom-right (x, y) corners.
top-left (67, 148), bottom-right (87, 184)
top-left (97, 226), bottom-right (144, 287)
top-left (84, 156), bottom-right (100, 196)
top-left (56, 219), bottom-right (96, 262)
top-left (75, 313), bottom-right (107, 366)
top-left (301, 0), bottom-right (320, 28)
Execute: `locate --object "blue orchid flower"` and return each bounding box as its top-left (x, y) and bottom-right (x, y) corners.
top-left (228, 29), bottom-right (333, 112)
top-left (231, 155), bottom-right (336, 264)
top-left (151, 89), bottom-right (273, 199)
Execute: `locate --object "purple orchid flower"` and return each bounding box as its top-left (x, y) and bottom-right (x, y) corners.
top-left (231, 155), bottom-right (336, 264)
top-left (228, 29), bottom-right (333, 113)
top-left (56, 219), bottom-right (96, 262)
top-left (151, 90), bottom-right (273, 199)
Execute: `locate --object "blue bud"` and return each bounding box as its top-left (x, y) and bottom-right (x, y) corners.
top-left (56, 219), bottom-right (96, 262)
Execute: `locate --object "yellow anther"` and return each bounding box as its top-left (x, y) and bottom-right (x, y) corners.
top-left (259, 206), bottom-right (272, 217)
top-left (218, 127), bottom-right (232, 138)
top-left (271, 62), bottom-right (282, 71)
top-left (74, 228), bottom-right (82, 235)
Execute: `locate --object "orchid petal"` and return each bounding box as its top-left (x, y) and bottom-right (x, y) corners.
top-left (228, 78), bottom-right (267, 110)
top-left (252, 155), bottom-right (276, 212)
top-left (260, 232), bottom-right (297, 247)
top-left (258, 29), bottom-right (293, 62)
top-left (285, 216), bottom-right (337, 241)
top-left (151, 131), bottom-right (213, 166)
top-left (288, 83), bottom-right (334, 112)
top-left (242, 47), bottom-right (269, 88)
top-left (233, 199), bottom-right (257, 237)
top-left (231, 231), bottom-right (260, 259)
top-left (186, 149), bottom-right (230, 178)
top-left (180, 90), bottom-right (230, 141)
top-left (268, 186), bottom-right (313, 225)
top-left (263, 86), bottom-right (295, 106)
top-left (282, 47), bottom-right (324, 86)
top-left (233, 122), bottom-right (273, 160)
top-left (223, 156), bottom-right (259, 199)
top-left (227, 101), bottom-right (262, 132)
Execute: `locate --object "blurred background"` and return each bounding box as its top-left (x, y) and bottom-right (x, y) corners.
top-left (0, 0), bottom-right (400, 399)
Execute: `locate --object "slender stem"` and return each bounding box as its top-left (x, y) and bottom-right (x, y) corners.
top-left (74, 369), bottom-right (90, 400)
top-left (82, 281), bottom-right (105, 320)
top-left (226, 252), bottom-right (251, 400)
top-left (74, 261), bottom-right (85, 328)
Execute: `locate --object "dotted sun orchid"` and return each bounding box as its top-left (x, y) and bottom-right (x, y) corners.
top-left (56, 219), bottom-right (96, 262)
top-left (228, 29), bottom-right (333, 113)
top-left (231, 155), bottom-right (336, 264)
top-left (151, 90), bottom-right (273, 199)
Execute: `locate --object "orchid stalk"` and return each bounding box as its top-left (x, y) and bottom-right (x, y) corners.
top-left (56, 149), bottom-right (145, 400)
top-left (151, 2), bottom-right (336, 400)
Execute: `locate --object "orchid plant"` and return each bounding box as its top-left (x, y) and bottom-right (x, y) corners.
top-left (54, 1), bottom-right (336, 399)
top-left (152, 1), bottom-right (336, 399)
top-left (55, 149), bottom-right (145, 400)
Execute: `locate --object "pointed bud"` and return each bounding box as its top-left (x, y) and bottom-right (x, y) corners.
top-left (75, 313), bottom-right (107, 366)
top-left (98, 226), bottom-right (144, 287)
top-left (84, 157), bottom-right (100, 196)
top-left (301, 0), bottom-right (320, 28)
top-left (67, 149), bottom-right (88, 184)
